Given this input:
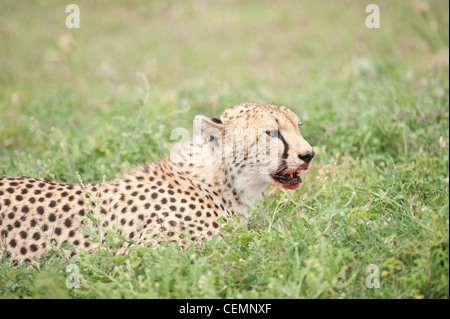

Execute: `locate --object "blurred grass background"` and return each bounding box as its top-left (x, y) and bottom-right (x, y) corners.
top-left (0, 0), bottom-right (448, 298)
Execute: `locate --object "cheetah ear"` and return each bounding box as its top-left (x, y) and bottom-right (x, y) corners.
top-left (194, 115), bottom-right (224, 145)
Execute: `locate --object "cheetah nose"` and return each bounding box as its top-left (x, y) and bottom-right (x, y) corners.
top-left (298, 151), bottom-right (315, 163)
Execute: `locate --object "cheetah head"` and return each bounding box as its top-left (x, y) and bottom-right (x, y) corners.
top-left (194, 103), bottom-right (315, 195)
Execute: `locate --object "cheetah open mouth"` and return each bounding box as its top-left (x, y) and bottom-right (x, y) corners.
top-left (269, 162), bottom-right (310, 190)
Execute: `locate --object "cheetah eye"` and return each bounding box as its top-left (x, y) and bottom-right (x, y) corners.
top-left (266, 128), bottom-right (278, 137)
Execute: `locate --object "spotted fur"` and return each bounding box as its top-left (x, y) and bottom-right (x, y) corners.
top-left (0, 103), bottom-right (314, 264)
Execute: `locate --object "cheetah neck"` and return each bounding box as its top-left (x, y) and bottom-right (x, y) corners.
top-left (167, 135), bottom-right (268, 216)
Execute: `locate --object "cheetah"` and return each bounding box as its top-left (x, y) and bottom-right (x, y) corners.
top-left (0, 103), bottom-right (315, 264)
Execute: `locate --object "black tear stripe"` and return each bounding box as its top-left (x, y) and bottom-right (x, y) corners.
top-left (273, 119), bottom-right (289, 170)
top-left (273, 130), bottom-right (289, 172)
top-left (277, 131), bottom-right (289, 160)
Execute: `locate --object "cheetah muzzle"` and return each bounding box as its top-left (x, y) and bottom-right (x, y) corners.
top-left (0, 103), bottom-right (315, 264)
top-left (269, 162), bottom-right (310, 190)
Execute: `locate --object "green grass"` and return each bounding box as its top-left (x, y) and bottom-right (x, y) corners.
top-left (0, 0), bottom-right (448, 298)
